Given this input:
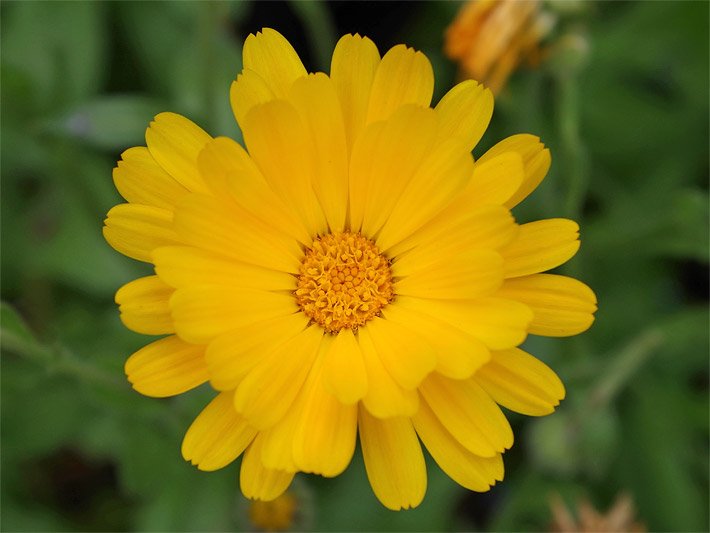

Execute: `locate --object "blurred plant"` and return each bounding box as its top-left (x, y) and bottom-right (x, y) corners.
top-left (242, 482), bottom-right (314, 533)
top-left (248, 493), bottom-right (297, 531)
top-left (444, 0), bottom-right (557, 94)
top-left (549, 492), bottom-right (646, 532)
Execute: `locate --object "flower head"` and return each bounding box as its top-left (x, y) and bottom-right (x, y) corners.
top-left (445, 0), bottom-right (556, 94)
top-left (104, 28), bottom-right (596, 510)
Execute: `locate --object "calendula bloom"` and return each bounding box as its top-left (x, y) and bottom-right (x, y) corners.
top-left (104, 28), bottom-right (596, 510)
top-left (445, 0), bottom-right (556, 94)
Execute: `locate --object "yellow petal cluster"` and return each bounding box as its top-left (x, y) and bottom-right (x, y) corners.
top-left (104, 28), bottom-right (596, 510)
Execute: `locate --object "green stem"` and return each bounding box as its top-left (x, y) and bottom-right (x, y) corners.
top-left (556, 70), bottom-right (588, 221)
top-left (5, 334), bottom-right (125, 390)
top-left (198, 1), bottom-right (220, 132)
top-left (587, 329), bottom-right (664, 410)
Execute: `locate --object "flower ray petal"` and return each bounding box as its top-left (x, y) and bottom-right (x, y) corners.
top-left (500, 219), bottom-right (580, 278)
top-left (414, 398), bottom-right (504, 491)
top-left (234, 325), bottom-right (323, 430)
top-left (382, 304), bottom-right (490, 379)
top-left (475, 348), bottom-right (565, 416)
top-left (330, 33), bottom-right (381, 152)
top-left (420, 373), bottom-right (513, 457)
top-left (171, 286), bottom-right (298, 344)
top-left (322, 328), bottom-right (368, 404)
top-left (205, 313), bottom-right (309, 391)
top-left (113, 147), bottom-right (189, 210)
top-left (359, 406), bottom-right (427, 511)
top-left (358, 326), bottom-right (419, 419)
top-left (103, 204), bottom-right (180, 263)
top-left (125, 335), bottom-right (208, 397)
top-left (477, 134), bottom-right (551, 208)
top-left (435, 79), bottom-right (493, 151)
top-left (116, 275), bottom-right (175, 335)
top-left (366, 44), bottom-right (434, 124)
top-left (240, 434), bottom-right (295, 501)
top-left (145, 112), bottom-right (212, 194)
top-left (242, 28), bottom-right (307, 98)
top-left (182, 392), bottom-right (257, 471)
top-left (292, 338), bottom-right (358, 477)
top-left (496, 274), bottom-right (597, 336)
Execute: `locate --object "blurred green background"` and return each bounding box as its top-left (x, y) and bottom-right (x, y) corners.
top-left (1, 1), bottom-right (707, 531)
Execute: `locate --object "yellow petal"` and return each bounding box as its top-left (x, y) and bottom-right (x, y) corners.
top-left (292, 341), bottom-right (358, 477)
top-left (475, 347), bottom-right (566, 416)
top-left (234, 325), bottom-right (323, 430)
top-left (477, 134), bottom-right (551, 208)
top-left (347, 120), bottom-right (383, 234)
top-left (419, 373), bottom-right (513, 457)
top-left (113, 146), bottom-right (189, 210)
top-left (103, 203), bottom-right (180, 263)
top-left (172, 193), bottom-right (301, 273)
top-left (242, 28), bottom-right (307, 98)
top-left (366, 317), bottom-right (437, 390)
top-left (259, 405), bottom-right (299, 472)
top-left (330, 33), bottom-right (381, 152)
top-left (386, 203), bottom-right (517, 260)
top-left (366, 44), bottom-right (434, 124)
top-left (205, 313), bottom-right (308, 391)
top-left (413, 398), bottom-right (503, 492)
top-left (116, 275), bottom-right (174, 335)
top-left (358, 326), bottom-right (419, 419)
top-left (381, 304), bottom-right (490, 380)
top-left (393, 249), bottom-right (504, 300)
top-left (435, 80), bottom-right (493, 151)
top-left (322, 328), bottom-right (368, 404)
top-left (153, 246), bottom-right (295, 292)
top-left (145, 112), bottom-right (212, 194)
top-left (182, 392), bottom-right (257, 471)
top-left (197, 136), bottom-right (311, 245)
top-left (170, 286), bottom-right (298, 344)
top-left (358, 406), bottom-right (426, 511)
top-left (288, 73), bottom-right (349, 232)
top-left (240, 434), bottom-right (295, 501)
top-left (496, 274), bottom-right (597, 337)
top-left (500, 219), bottom-right (580, 278)
top-left (350, 106), bottom-right (438, 236)
top-left (230, 68), bottom-right (277, 127)
top-left (125, 335), bottom-right (208, 397)
top-left (376, 138), bottom-right (473, 251)
top-left (395, 296), bottom-right (532, 350)
top-left (466, 152), bottom-right (525, 206)
top-left (241, 100), bottom-right (328, 237)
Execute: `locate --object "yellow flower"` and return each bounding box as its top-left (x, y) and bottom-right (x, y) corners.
top-left (104, 28), bottom-right (596, 510)
top-left (445, 0), bottom-right (556, 94)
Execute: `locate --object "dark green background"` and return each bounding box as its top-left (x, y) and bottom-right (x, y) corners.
top-left (1, 1), bottom-right (708, 531)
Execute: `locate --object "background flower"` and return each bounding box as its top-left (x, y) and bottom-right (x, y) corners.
top-left (1, 1), bottom-right (707, 531)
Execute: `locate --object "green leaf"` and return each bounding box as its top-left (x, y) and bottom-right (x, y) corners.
top-left (618, 375), bottom-right (708, 531)
top-left (1, 1), bottom-right (107, 109)
top-left (0, 302), bottom-right (37, 353)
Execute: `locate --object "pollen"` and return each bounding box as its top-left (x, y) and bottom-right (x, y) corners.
top-left (295, 232), bottom-right (394, 333)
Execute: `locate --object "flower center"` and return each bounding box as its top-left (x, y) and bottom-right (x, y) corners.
top-left (295, 232), bottom-right (394, 333)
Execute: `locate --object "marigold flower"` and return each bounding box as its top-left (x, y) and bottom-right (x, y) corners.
top-left (445, 0), bottom-right (556, 94)
top-left (104, 28), bottom-right (596, 510)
